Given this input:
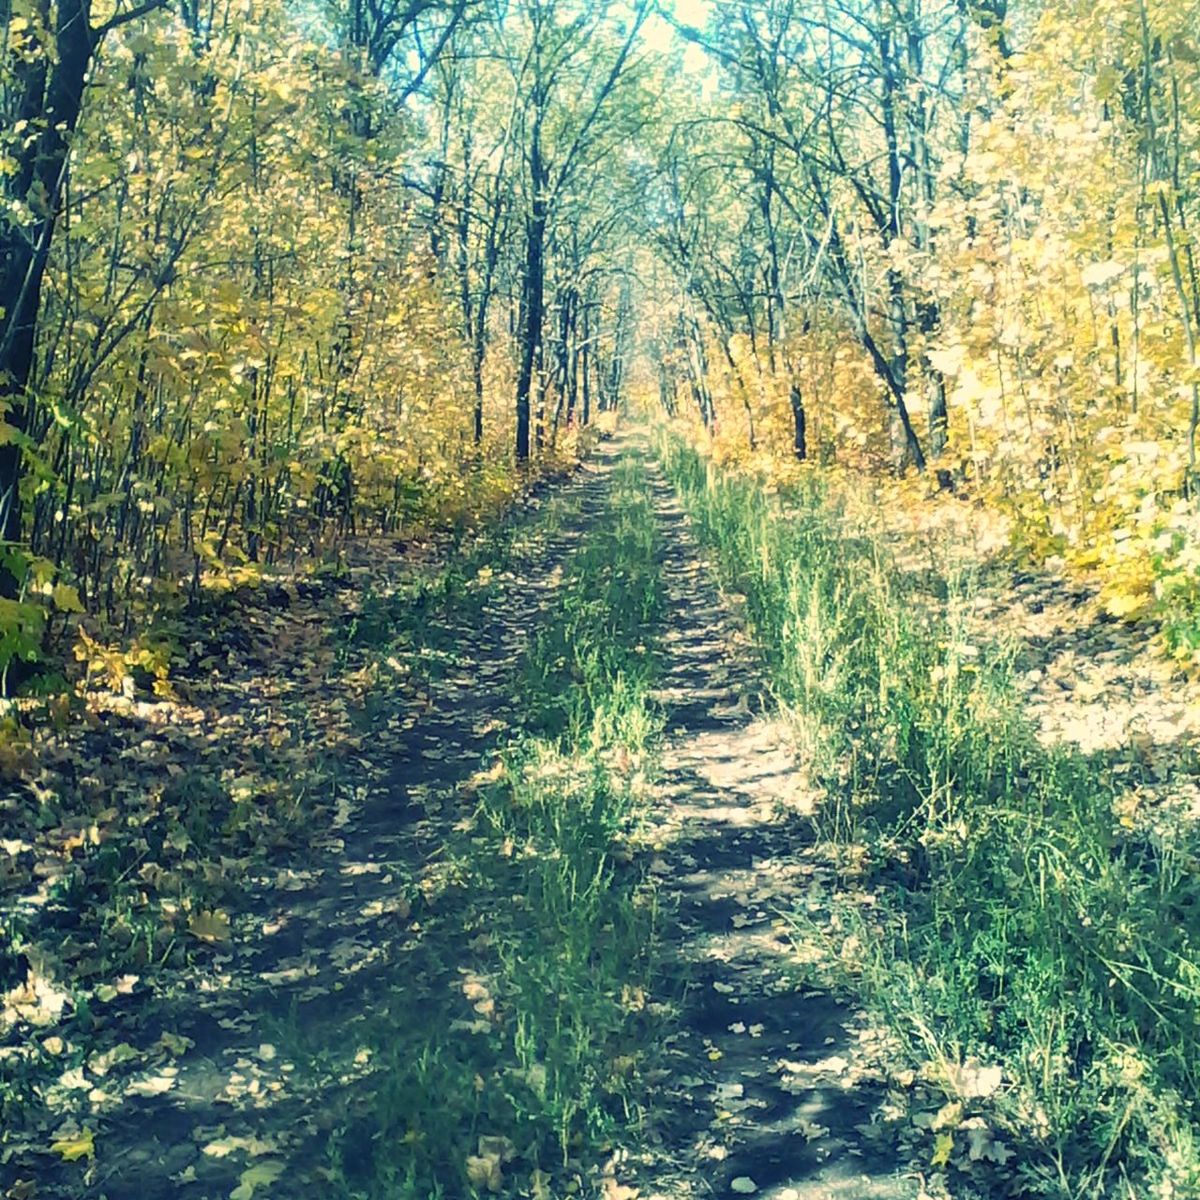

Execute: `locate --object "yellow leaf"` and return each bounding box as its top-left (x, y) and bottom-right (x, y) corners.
top-left (1104, 591), bottom-right (1150, 620)
top-left (932, 1100), bottom-right (964, 1129)
top-left (603, 1178), bottom-right (640, 1200)
top-left (50, 1128), bottom-right (95, 1162)
top-left (188, 910), bottom-right (232, 945)
top-left (51, 583), bottom-right (85, 613)
top-left (465, 1153), bottom-right (503, 1192)
top-left (230, 1161), bottom-right (285, 1200)
top-left (931, 1131), bottom-right (954, 1168)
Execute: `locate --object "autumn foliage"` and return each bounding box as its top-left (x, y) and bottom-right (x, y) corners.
top-left (2, 0), bottom-right (638, 683)
top-left (652, 0), bottom-right (1200, 661)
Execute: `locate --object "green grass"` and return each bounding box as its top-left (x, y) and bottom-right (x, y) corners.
top-left (310, 449), bottom-right (668, 1199)
top-left (657, 432), bottom-right (1200, 1200)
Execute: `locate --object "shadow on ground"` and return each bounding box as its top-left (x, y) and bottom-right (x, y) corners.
top-left (640, 461), bottom-right (915, 1200)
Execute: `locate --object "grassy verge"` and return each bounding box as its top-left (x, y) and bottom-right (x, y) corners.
top-left (657, 432), bottom-right (1200, 1199)
top-left (316, 450), bottom-right (668, 1199)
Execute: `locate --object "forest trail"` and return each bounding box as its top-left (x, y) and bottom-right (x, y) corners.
top-left (7, 0), bottom-right (1200, 1192)
top-left (9, 431), bottom-right (919, 1199)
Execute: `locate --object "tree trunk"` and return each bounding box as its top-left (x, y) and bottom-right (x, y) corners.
top-left (564, 288), bottom-right (579, 426)
top-left (0, 0), bottom-right (96, 563)
top-left (581, 299), bottom-right (592, 426)
top-left (515, 112), bottom-right (546, 463)
top-left (789, 381), bottom-right (807, 460)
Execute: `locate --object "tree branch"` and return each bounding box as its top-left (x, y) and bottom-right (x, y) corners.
top-left (91, 0), bottom-right (168, 38)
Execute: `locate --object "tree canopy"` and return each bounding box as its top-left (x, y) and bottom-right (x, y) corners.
top-left (2, 0), bottom-right (1200, 657)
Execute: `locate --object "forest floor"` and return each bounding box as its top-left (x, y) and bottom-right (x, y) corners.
top-left (2, 428), bottom-right (1195, 1199)
top-left (623, 464), bottom-right (917, 1200)
top-left (861, 493), bottom-right (1200, 833)
top-left (0, 431), bottom-right (921, 1199)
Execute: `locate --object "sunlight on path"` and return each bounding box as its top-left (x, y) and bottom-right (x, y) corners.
top-left (52, 454), bottom-right (619, 1198)
top-left (638, 449), bottom-right (916, 1200)
top-left (28, 434), bottom-right (920, 1198)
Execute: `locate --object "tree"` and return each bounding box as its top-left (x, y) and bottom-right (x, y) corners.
top-left (661, 0), bottom-right (968, 472)
top-left (0, 0), bottom-right (166, 582)
top-left (503, 0), bottom-right (649, 461)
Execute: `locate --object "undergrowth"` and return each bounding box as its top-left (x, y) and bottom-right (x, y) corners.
top-left (657, 432), bottom-right (1200, 1200)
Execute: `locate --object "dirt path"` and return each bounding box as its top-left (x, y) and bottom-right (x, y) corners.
top-left (633, 459), bottom-right (915, 1200)
top-left (10, 432), bottom-right (918, 1199)
top-left (15, 449), bottom-right (617, 1198)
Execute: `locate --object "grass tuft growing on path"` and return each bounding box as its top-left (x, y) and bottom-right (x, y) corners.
top-left (318, 449), bottom-right (668, 1199)
top-left (658, 433), bottom-right (1200, 1199)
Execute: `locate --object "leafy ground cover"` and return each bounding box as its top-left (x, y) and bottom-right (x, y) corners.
top-left (8, 425), bottom-right (1200, 1200)
top-left (0, 439), bottom-right (678, 1199)
top-left (304, 448), bottom-right (671, 1199)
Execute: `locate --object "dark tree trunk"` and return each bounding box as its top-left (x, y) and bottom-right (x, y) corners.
top-left (0, 0), bottom-right (97, 564)
top-left (789, 381), bottom-right (807, 460)
top-left (515, 112), bottom-right (546, 463)
top-left (472, 350), bottom-right (485, 444)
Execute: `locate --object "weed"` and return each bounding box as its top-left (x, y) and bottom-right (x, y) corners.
top-left (310, 448), bottom-right (669, 1198)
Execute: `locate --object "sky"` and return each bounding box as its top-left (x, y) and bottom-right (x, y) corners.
top-left (645, 0), bottom-right (713, 79)
top-left (673, 0), bottom-right (712, 24)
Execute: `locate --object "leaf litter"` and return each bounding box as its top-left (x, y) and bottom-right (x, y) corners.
top-left (1, 458), bottom-right (654, 1196)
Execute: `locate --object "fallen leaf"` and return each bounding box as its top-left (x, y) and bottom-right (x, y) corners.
top-left (230, 1161), bottom-right (285, 1200)
top-left (931, 1132), bottom-right (954, 1168)
top-left (730, 1178), bottom-right (757, 1195)
top-left (89, 1043), bottom-right (139, 1076)
top-left (203, 1135), bottom-right (277, 1159)
top-left (50, 1129), bottom-right (95, 1162)
top-left (462, 977), bottom-right (490, 1002)
top-left (932, 1101), bottom-right (963, 1131)
top-left (602, 1177), bottom-right (639, 1200)
top-left (188, 910), bottom-right (232, 946)
top-left (126, 1072), bottom-right (176, 1096)
top-left (465, 1153), bottom-right (503, 1192)
top-left (159, 1031), bottom-right (193, 1056)
top-left (954, 1061), bottom-right (1003, 1099)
